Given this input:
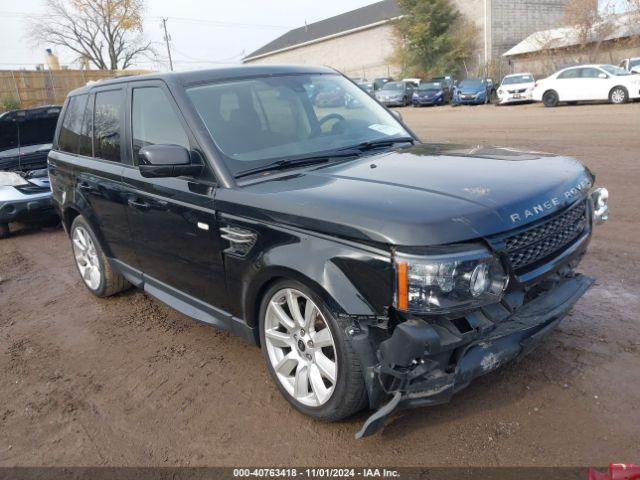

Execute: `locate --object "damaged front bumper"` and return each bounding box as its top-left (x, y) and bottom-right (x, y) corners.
top-left (356, 273), bottom-right (593, 438)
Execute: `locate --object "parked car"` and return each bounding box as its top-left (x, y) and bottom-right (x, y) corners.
top-left (618, 57), bottom-right (640, 74)
top-left (0, 105), bottom-right (61, 238)
top-left (49, 65), bottom-right (608, 439)
top-left (431, 75), bottom-right (455, 97)
top-left (452, 78), bottom-right (493, 105)
top-left (357, 81), bottom-right (375, 97)
top-left (0, 105), bottom-right (62, 172)
top-left (402, 77), bottom-right (421, 87)
top-left (496, 73), bottom-right (536, 105)
top-left (0, 169), bottom-right (58, 238)
top-left (374, 81), bottom-right (415, 106)
top-left (533, 64), bottom-right (640, 107)
top-left (373, 77), bottom-right (393, 91)
top-left (411, 81), bottom-right (449, 106)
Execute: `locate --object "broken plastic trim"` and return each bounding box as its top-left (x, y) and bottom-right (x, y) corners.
top-left (355, 273), bottom-right (594, 439)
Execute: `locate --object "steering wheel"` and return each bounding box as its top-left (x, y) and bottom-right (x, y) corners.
top-left (318, 113), bottom-right (345, 128)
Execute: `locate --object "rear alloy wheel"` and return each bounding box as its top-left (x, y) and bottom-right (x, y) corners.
top-left (70, 216), bottom-right (130, 297)
top-left (259, 281), bottom-right (367, 421)
top-left (543, 90), bottom-right (559, 107)
top-left (610, 86), bottom-right (628, 104)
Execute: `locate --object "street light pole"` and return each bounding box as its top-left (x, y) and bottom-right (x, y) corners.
top-left (162, 18), bottom-right (174, 72)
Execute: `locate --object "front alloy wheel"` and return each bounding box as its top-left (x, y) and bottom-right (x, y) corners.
top-left (72, 225), bottom-right (101, 290)
top-left (259, 280), bottom-right (367, 421)
top-left (263, 288), bottom-right (337, 407)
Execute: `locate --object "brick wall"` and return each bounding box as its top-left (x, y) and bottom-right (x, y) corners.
top-left (491, 0), bottom-right (573, 57)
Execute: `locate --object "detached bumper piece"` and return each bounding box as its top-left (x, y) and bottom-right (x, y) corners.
top-left (356, 273), bottom-right (593, 439)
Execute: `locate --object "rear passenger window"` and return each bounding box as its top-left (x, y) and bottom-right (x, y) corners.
top-left (78, 94), bottom-right (93, 157)
top-left (94, 90), bottom-right (123, 162)
top-left (558, 69), bottom-right (580, 79)
top-left (131, 87), bottom-right (190, 162)
top-left (58, 95), bottom-right (88, 153)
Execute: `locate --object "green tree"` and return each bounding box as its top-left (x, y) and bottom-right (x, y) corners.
top-left (391, 0), bottom-right (478, 77)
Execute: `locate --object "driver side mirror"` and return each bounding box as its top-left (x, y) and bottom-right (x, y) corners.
top-left (598, 73), bottom-right (608, 79)
top-left (138, 145), bottom-right (202, 178)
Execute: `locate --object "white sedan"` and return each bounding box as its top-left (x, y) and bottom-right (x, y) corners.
top-left (533, 64), bottom-right (640, 107)
top-left (496, 73), bottom-right (535, 104)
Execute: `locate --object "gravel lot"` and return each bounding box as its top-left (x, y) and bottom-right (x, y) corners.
top-left (1, 102), bottom-right (639, 467)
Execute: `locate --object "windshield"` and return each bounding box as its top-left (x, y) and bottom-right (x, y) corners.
top-left (630, 59), bottom-right (640, 69)
top-left (187, 73), bottom-right (411, 176)
top-left (418, 82), bottom-right (442, 90)
top-left (459, 79), bottom-right (484, 89)
top-left (382, 82), bottom-right (404, 91)
top-left (601, 65), bottom-right (630, 76)
top-left (502, 74), bottom-right (534, 85)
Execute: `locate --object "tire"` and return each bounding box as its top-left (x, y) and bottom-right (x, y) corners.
top-left (70, 215), bottom-right (130, 297)
top-left (259, 279), bottom-right (367, 421)
top-left (543, 90), bottom-right (559, 107)
top-left (609, 86), bottom-right (628, 104)
top-left (0, 223), bottom-right (9, 239)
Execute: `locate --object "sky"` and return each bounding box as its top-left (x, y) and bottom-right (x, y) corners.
top-left (0, 0), bottom-right (377, 71)
top-left (0, 0), bottom-right (632, 72)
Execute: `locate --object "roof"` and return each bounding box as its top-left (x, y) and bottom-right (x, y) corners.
top-left (67, 64), bottom-right (337, 96)
top-left (504, 11), bottom-right (640, 57)
top-left (244, 0), bottom-right (401, 61)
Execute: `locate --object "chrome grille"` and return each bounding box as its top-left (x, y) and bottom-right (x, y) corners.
top-left (503, 201), bottom-right (588, 271)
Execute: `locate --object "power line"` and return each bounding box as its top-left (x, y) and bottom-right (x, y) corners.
top-left (0, 10), bottom-right (292, 30)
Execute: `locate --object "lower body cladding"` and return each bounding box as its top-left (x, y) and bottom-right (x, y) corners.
top-left (351, 271), bottom-right (593, 438)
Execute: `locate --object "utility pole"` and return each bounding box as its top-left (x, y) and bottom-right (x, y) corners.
top-left (161, 18), bottom-right (174, 72)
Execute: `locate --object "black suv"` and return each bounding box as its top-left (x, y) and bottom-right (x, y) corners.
top-left (49, 65), bottom-right (609, 438)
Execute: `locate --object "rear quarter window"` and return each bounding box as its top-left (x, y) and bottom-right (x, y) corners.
top-left (58, 95), bottom-right (88, 154)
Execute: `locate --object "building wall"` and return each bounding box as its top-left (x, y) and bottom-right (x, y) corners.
top-left (507, 40), bottom-right (640, 77)
top-left (244, 24), bottom-right (401, 80)
top-left (245, 0), bottom-right (583, 78)
top-left (491, 0), bottom-right (572, 58)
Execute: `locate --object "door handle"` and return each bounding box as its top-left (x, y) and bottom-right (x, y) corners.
top-left (128, 198), bottom-right (151, 210)
top-left (78, 183), bottom-right (92, 191)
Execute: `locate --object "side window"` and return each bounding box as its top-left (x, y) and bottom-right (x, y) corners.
top-left (580, 68), bottom-right (601, 78)
top-left (58, 94), bottom-right (88, 154)
top-left (131, 87), bottom-right (190, 162)
top-left (78, 94), bottom-right (93, 157)
top-left (94, 90), bottom-right (123, 162)
top-left (558, 69), bottom-right (580, 79)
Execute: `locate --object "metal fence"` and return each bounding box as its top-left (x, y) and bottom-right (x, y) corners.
top-left (0, 69), bottom-right (149, 111)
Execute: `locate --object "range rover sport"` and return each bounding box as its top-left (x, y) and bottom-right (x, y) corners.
top-left (48, 65), bottom-right (609, 438)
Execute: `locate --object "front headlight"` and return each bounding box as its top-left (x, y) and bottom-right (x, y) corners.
top-left (395, 248), bottom-right (508, 314)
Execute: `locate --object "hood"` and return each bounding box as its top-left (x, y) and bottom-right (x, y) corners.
top-left (417, 89), bottom-right (443, 96)
top-left (217, 144), bottom-right (594, 247)
top-left (457, 86), bottom-right (484, 95)
top-left (500, 82), bottom-right (534, 90)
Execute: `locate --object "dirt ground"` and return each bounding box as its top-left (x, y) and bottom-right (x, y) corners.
top-left (1, 102), bottom-right (639, 467)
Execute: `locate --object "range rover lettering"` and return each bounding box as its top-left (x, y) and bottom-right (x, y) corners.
top-left (48, 65), bottom-right (609, 438)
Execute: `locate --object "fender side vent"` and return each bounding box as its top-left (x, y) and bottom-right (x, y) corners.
top-left (220, 225), bottom-right (257, 257)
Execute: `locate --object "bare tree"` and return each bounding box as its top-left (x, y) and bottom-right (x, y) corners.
top-left (29, 0), bottom-right (156, 70)
top-left (563, 0), bottom-right (617, 62)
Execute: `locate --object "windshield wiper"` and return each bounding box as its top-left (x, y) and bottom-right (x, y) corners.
top-left (343, 136), bottom-right (415, 152)
top-left (235, 150), bottom-right (361, 179)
